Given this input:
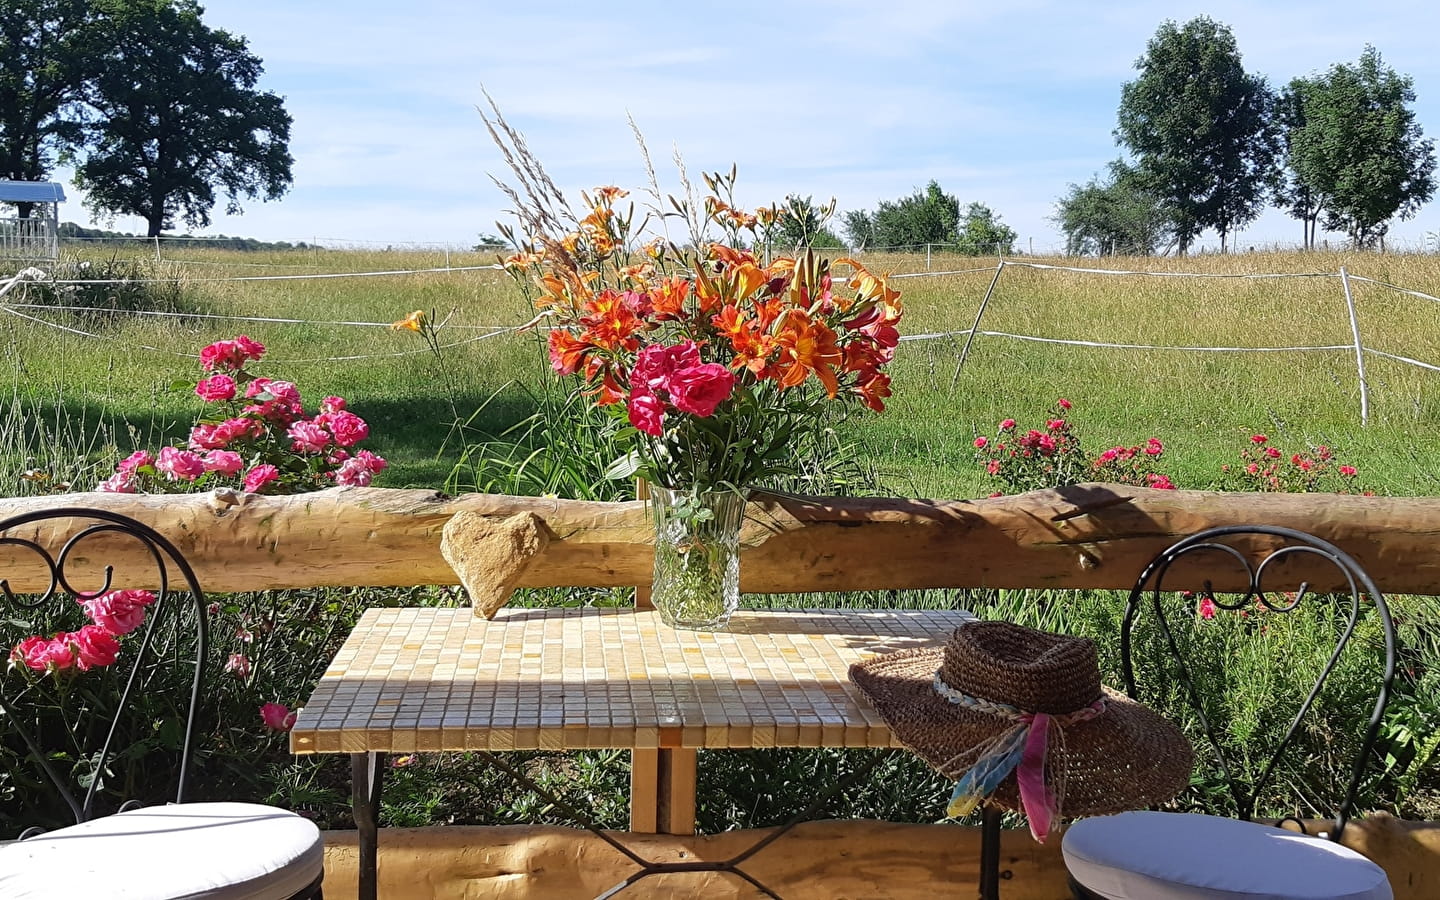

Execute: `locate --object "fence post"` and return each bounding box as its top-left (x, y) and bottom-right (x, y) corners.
top-left (1338, 266), bottom-right (1370, 426)
top-left (153, 236), bottom-right (161, 264)
top-left (926, 243), bottom-right (932, 271)
top-left (950, 260), bottom-right (1006, 388)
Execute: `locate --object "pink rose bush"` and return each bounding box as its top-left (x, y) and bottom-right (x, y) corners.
top-left (974, 400), bottom-right (1174, 495)
top-left (9, 589), bottom-right (154, 677)
top-left (98, 335), bottom-right (387, 495)
top-left (1220, 434), bottom-right (1369, 494)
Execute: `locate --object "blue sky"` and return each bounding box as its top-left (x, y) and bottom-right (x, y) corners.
top-left (59, 0), bottom-right (1440, 251)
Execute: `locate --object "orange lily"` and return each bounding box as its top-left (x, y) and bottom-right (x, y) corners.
top-left (772, 310), bottom-right (842, 396)
top-left (390, 310), bottom-right (426, 332)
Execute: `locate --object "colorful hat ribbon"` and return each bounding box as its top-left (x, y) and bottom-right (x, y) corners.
top-left (932, 672), bottom-right (1106, 843)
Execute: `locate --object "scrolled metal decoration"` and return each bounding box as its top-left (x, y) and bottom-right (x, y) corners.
top-left (0, 508), bottom-right (210, 831)
top-left (1120, 525), bottom-right (1396, 841)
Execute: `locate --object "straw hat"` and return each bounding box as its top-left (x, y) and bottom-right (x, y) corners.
top-left (849, 620), bottom-right (1192, 841)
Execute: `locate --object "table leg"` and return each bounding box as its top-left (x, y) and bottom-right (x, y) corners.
top-left (978, 804), bottom-right (1001, 900)
top-left (351, 752), bottom-right (385, 900)
top-left (629, 747), bottom-right (696, 834)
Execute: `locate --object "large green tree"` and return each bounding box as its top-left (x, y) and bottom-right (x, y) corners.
top-left (1116, 17), bottom-right (1278, 254)
top-left (954, 202), bottom-right (1016, 256)
top-left (0, 0), bottom-right (92, 212)
top-left (1055, 162), bottom-right (1175, 256)
top-left (75, 0), bottom-right (292, 236)
top-left (845, 181), bottom-right (960, 250)
top-left (1281, 47), bottom-right (1436, 250)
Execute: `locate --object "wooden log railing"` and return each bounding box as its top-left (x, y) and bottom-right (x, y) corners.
top-left (1, 484), bottom-right (1438, 596)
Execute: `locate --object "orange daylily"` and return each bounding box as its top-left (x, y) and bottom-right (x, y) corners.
top-left (772, 310), bottom-right (843, 397)
top-left (580, 289), bottom-right (643, 352)
top-left (390, 310), bottom-right (425, 332)
top-left (712, 304), bottom-right (772, 375)
top-left (650, 277), bottom-right (690, 320)
top-left (593, 186), bottom-right (629, 203)
top-left (836, 258), bottom-right (901, 306)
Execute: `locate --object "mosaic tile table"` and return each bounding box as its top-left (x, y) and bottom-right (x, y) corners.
top-left (290, 605), bottom-right (974, 900)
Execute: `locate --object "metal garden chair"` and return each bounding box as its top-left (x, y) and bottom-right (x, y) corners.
top-left (0, 508), bottom-right (325, 899)
top-left (1062, 525), bottom-right (1396, 900)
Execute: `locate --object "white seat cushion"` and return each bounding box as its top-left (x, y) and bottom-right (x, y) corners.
top-left (0, 801), bottom-right (323, 900)
top-left (1063, 811), bottom-right (1392, 900)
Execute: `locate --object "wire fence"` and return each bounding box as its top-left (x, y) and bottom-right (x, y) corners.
top-left (2, 255), bottom-right (1438, 419)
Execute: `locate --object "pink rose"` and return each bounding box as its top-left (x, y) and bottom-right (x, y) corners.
top-left (999, 419), bottom-right (1016, 431)
top-left (242, 464), bottom-right (281, 493)
top-left (97, 471), bottom-right (136, 493)
top-left (974, 437), bottom-right (988, 449)
top-left (195, 374), bottom-right (237, 402)
top-left (11, 636), bottom-right (56, 671)
top-left (264, 380), bottom-right (303, 413)
top-left (117, 450), bottom-right (154, 473)
top-left (352, 449), bottom-right (387, 473)
top-left (156, 447), bottom-right (205, 481)
top-left (202, 449), bottom-right (245, 475)
top-left (70, 625), bottom-right (121, 671)
top-left (80, 589), bottom-right (156, 636)
top-left (1251, 434), bottom-right (1268, 444)
top-left (1144, 438), bottom-right (1164, 456)
top-left (199, 339), bottom-right (246, 371)
top-left (260, 702), bottom-right (297, 731)
top-left (627, 391), bottom-right (665, 436)
top-left (667, 363), bottom-right (735, 417)
top-left (320, 395), bottom-right (346, 413)
top-left (631, 341), bottom-right (701, 393)
top-left (287, 420), bottom-right (331, 454)
top-left (321, 411), bottom-right (369, 447)
top-left (215, 417), bottom-right (262, 444)
top-left (1198, 596), bottom-right (1218, 620)
top-left (332, 458), bottom-right (374, 486)
top-left (188, 424), bottom-right (226, 451)
top-left (244, 377), bottom-right (272, 399)
top-left (1057, 399), bottom-right (1072, 410)
top-left (225, 653), bottom-right (252, 679)
top-left (1339, 465), bottom-right (1358, 477)
top-left (234, 335), bottom-right (265, 361)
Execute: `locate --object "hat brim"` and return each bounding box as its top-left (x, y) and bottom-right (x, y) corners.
top-left (849, 646), bottom-right (1193, 816)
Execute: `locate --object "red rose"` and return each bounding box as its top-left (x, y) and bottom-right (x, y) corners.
top-left (628, 391), bottom-right (665, 436)
top-left (667, 363), bottom-right (736, 417)
top-left (71, 625), bottom-right (121, 670)
top-left (631, 341), bottom-right (701, 393)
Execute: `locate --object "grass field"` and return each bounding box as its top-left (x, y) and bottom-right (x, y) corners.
top-left (4, 244), bottom-right (1440, 828)
top-left (4, 245), bottom-right (1439, 499)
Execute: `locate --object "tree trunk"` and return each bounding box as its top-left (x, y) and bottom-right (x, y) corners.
top-left (3, 486), bottom-right (1440, 596)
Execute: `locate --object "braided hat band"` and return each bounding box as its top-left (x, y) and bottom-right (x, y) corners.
top-left (848, 620), bottom-right (1193, 843)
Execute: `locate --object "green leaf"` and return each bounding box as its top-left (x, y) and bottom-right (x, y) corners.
top-left (603, 451), bottom-right (641, 481)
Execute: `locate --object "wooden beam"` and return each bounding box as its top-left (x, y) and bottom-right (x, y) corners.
top-left (2, 485), bottom-right (1439, 595)
top-left (314, 814), bottom-right (1440, 900)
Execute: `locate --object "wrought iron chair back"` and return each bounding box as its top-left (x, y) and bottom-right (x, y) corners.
top-left (0, 508), bottom-right (208, 833)
top-left (1120, 525), bottom-right (1396, 839)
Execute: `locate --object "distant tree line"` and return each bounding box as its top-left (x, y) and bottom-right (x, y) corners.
top-left (1057, 17), bottom-right (1436, 255)
top-left (58, 221), bottom-right (311, 250)
top-left (0, 0), bottom-right (293, 238)
top-left (842, 181), bottom-right (1017, 255)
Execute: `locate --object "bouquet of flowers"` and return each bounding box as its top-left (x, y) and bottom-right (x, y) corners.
top-left (501, 173), bottom-right (904, 627)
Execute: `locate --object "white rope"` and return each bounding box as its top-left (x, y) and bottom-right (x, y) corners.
top-left (34, 263), bottom-right (504, 285)
top-left (1, 302), bottom-right (514, 331)
top-left (1347, 275), bottom-right (1440, 306)
top-left (1002, 261), bottom-right (1339, 280)
top-left (1364, 347), bottom-right (1440, 374)
top-left (971, 331), bottom-right (1352, 353)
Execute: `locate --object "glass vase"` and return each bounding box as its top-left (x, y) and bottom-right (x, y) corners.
top-left (648, 485), bottom-right (748, 630)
